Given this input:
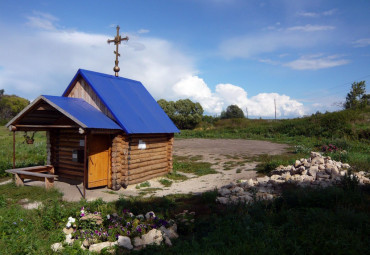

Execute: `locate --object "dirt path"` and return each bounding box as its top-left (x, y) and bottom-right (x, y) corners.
top-left (20, 139), bottom-right (289, 201)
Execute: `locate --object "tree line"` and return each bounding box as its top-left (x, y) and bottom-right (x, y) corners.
top-left (0, 80), bottom-right (367, 129)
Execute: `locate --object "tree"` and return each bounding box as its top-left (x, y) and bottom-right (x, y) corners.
top-left (344, 81), bottom-right (367, 109)
top-left (0, 90), bottom-right (30, 124)
top-left (157, 98), bottom-right (204, 129)
top-left (220, 104), bottom-right (244, 119)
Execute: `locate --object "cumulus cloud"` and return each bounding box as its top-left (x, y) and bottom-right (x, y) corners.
top-left (172, 77), bottom-right (304, 117)
top-left (0, 11), bottom-right (305, 118)
top-left (284, 54), bottom-right (349, 70)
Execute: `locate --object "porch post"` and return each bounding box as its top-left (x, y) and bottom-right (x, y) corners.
top-left (83, 133), bottom-right (87, 199)
top-left (12, 131), bottom-right (15, 169)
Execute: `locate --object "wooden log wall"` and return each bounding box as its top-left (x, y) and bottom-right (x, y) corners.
top-left (111, 134), bottom-right (129, 190)
top-left (50, 129), bottom-right (85, 180)
top-left (121, 133), bottom-right (174, 186)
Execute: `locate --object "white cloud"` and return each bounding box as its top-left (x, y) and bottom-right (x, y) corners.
top-left (137, 29), bottom-right (149, 34)
top-left (297, 11), bottom-right (318, 18)
top-left (0, 12), bottom-right (305, 118)
top-left (287, 24), bottom-right (335, 32)
top-left (219, 25), bottom-right (333, 59)
top-left (284, 54), bottom-right (349, 70)
top-left (353, 38), bottom-right (370, 48)
top-left (297, 9), bottom-right (337, 18)
top-left (172, 78), bottom-right (304, 117)
top-left (26, 11), bottom-right (58, 30)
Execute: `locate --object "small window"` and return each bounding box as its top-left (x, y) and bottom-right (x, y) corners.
top-left (72, 149), bottom-right (84, 163)
top-left (79, 140), bottom-right (85, 147)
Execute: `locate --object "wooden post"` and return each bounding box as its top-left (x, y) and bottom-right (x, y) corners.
top-left (83, 133), bottom-right (87, 199)
top-left (12, 131), bottom-right (16, 169)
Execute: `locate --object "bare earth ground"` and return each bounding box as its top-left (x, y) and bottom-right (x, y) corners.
top-left (8, 139), bottom-right (289, 202)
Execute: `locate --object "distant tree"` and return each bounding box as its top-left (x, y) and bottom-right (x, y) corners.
top-left (157, 98), bottom-right (204, 129)
top-left (220, 105), bottom-right (244, 119)
top-left (0, 91), bottom-right (30, 124)
top-left (344, 81), bottom-right (367, 109)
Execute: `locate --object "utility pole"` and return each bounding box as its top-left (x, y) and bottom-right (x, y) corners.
top-left (274, 98), bottom-right (277, 121)
top-left (245, 107), bottom-right (248, 119)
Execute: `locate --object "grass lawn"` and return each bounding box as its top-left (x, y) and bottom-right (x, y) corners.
top-left (0, 181), bottom-right (369, 254)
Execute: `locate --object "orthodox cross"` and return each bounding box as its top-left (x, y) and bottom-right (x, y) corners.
top-left (107, 25), bottom-right (129, 77)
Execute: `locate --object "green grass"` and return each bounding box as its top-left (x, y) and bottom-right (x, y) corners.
top-left (0, 127), bottom-right (46, 177)
top-left (173, 156), bottom-right (217, 176)
top-left (1, 179), bottom-right (369, 254)
top-left (135, 181), bottom-right (151, 189)
top-left (165, 171), bottom-right (189, 181)
top-left (159, 178), bottom-right (173, 187)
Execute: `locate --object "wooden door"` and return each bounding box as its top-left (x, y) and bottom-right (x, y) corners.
top-left (88, 135), bottom-right (110, 188)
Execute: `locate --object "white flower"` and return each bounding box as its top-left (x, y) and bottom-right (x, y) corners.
top-left (80, 209), bottom-right (85, 214)
top-left (68, 217), bottom-right (76, 223)
top-left (66, 222), bottom-right (71, 228)
top-left (107, 214), bottom-right (110, 220)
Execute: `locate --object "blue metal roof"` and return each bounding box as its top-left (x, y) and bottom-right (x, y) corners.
top-left (42, 95), bottom-right (122, 130)
top-left (63, 69), bottom-right (180, 134)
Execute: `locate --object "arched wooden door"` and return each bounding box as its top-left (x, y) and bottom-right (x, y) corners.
top-left (88, 135), bottom-right (110, 188)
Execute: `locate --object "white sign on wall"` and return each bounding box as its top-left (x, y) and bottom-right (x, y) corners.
top-left (138, 140), bottom-right (146, 150)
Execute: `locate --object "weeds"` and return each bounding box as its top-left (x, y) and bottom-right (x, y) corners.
top-left (159, 178), bottom-right (173, 187)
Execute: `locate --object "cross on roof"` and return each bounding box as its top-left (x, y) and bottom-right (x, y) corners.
top-left (107, 25), bottom-right (129, 77)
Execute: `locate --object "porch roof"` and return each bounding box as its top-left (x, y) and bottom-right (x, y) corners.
top-left (6, 95), bottom-right (122, 130)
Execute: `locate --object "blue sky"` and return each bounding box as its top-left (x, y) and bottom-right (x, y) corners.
top-left (0, 0), bottom-right (369, 118)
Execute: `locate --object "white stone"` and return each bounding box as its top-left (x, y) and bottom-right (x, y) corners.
top-left (65, 234), bottom-right (74, 245)
top-left (51, 242), bottom-right (63, 252)
top-left (318, 165), bottom-right (326, 171)
top-left (312, 156), bottom-right (324, 165)
top-left (294, 160), bottom-right (301, 167)
top-left (257, 176), bottom-right (270, 183)
top-left (247, 179), bottom-right (255, 187)
top-left (216, 197), bottom-right (229, 204)
top-left (117, 236), bottom-right (133, 250)
top-left (218, 188), bottom-right (231, 196)
top-left (145, 211), bottom-right (156, 219)
top-left (164, 236), bottom-right (172, 246)
top-left (281, 172), bottom-right (291, 180)
top-left (141, 229), bottom-right (163, 246)
top-left (63, 227), bottom-right (73, 235)
top-left (160, 225), bottom-right (179, 239)
top-left (136, 214), bottom-right (144, 220)
top-left (308, 166), bottom-right (318, 178)
top-left (311, 152), bottom-right (322, 159)
top-left (301, 170), bottom-right (307, 176)
top-left (240, 194), bottom-right (253, 203)
top-left (270, 175), bottom-right (281, 180)
top-left (22, 201), bottom-right (43, 210)
top-left (342, 163), bottom-right (350, 169)
top-left (89, 241), bottom-right (117, 253)
top-left (230, 186), bottom-right (244, 194)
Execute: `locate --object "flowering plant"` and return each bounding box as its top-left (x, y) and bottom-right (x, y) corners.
top-left (322, 144), bottom-right (340, 153)
top-left (66, 208), bottom-right (171, 244)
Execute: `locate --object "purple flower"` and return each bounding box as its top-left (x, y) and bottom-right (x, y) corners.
top-left (95, 230), bottom-right (98, 234)
top-left (127, 231), bottom-right (130, 235)
top-left (137, 227), bottom-right (142, 233)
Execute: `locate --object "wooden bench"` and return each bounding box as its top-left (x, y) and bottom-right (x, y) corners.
top-left (5, 165), bottom-right (58, 190)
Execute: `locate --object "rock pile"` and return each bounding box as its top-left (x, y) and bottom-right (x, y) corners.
top-left (216, 151), bottom-right (370, 205)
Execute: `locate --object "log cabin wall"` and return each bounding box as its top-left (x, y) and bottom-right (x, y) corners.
top-left (125, 133), bottom-right (173, 186)
top-left (50, 129), bottom-right (85, 180)
top-left (111, 134), bottom-right (129, 190)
